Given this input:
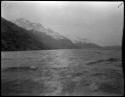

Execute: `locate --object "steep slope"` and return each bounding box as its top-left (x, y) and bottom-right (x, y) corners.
top-left (1, 17), bottom-right (101, 51)
top-left (1, 17), bottom-right (49, 51)
top-left (15, 18), bottom-right (103, 49)
top-left (13, 18), bottom-right (75, 49)
top-left (13, 18), bottom-right (102, 49)
top-left (13, 18), bottom-right (65, 39)
top-left (1, 18), bottom-right (75, 51)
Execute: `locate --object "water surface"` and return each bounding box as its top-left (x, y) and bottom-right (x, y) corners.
top-left (1, 49), bottom-right (124, 96)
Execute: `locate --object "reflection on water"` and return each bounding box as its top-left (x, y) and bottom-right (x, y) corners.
top-left (1, 49), bottom-right (124, 96)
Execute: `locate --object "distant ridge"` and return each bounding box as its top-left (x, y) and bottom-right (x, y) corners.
top-left (102, 45), bottom-right (122, 50)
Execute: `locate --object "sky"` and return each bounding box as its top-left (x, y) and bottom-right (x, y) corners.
top-left (1, 1), bottom-right (124, 46)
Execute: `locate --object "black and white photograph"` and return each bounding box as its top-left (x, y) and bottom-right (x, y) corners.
top-left (1, 1), bottom-right (124, 96)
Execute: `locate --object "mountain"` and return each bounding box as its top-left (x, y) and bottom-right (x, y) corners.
top-left (12, 18), bottom-right (76, 49)
top-left (13, 18), bottom-right (101, 49)
top-left (13, 18), bottom-right (65, 39)
top-left (1, 17), bottom-right (49, 51)
top-left (1, 17), bottom-right (75, 51)
top-left (1, 17), bottom-right (101, 51)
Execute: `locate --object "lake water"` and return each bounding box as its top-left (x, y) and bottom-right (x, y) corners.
top-left (1, 49), bottom-right (124, 96)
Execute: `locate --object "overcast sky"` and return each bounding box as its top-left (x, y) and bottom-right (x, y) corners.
top-left (1, 1), bottom-right (124, 46)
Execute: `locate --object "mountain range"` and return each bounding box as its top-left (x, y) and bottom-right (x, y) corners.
top-left (1, 17), bottom-right (105, 51)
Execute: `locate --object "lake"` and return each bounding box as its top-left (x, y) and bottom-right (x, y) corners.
top-left (1, 49), bottom-right (124, 96)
